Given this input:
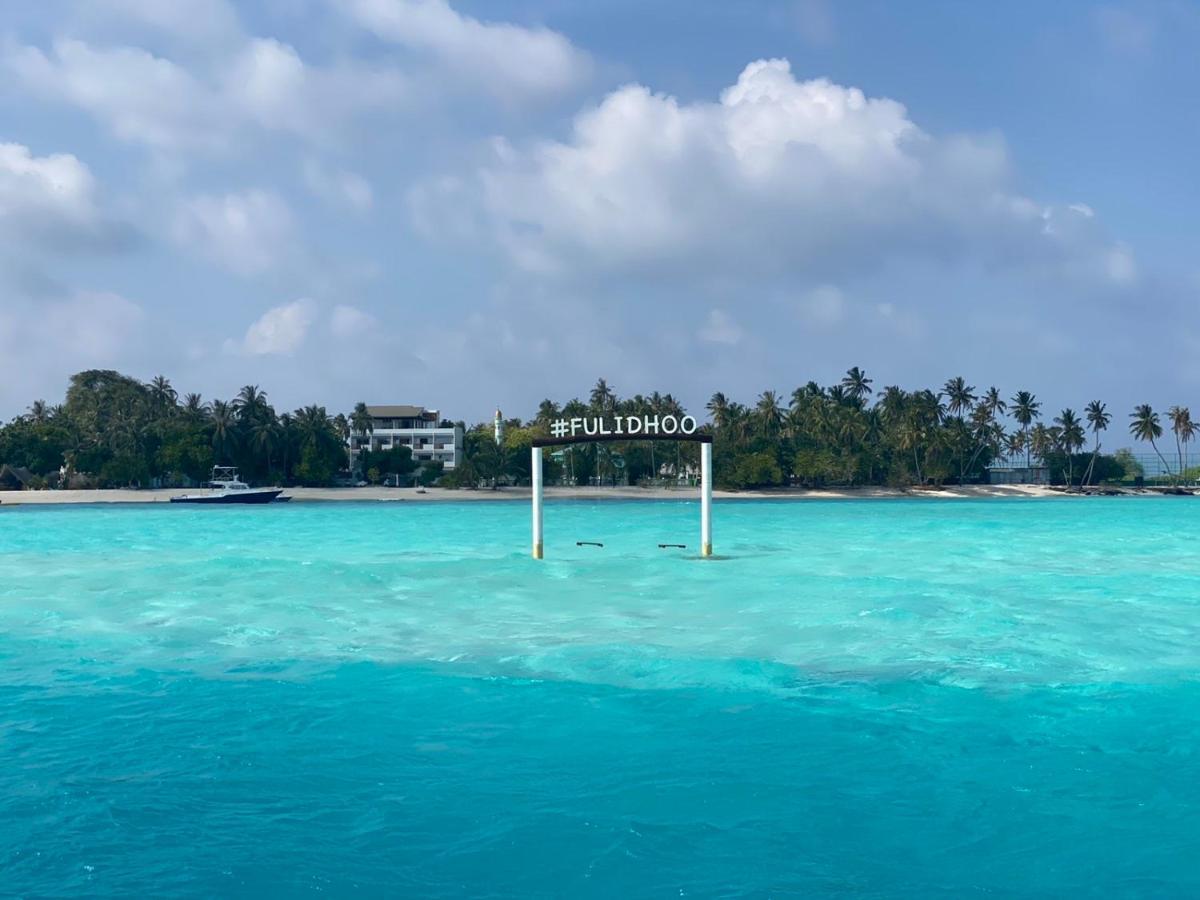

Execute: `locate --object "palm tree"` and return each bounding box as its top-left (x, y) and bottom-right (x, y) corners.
top-left (289, 405), bottom-right (338, 484)
top-left (1029, 423), bottom-right (1055, 467)
top-left (589, 378), bottom-right (615, 413)
top-left (350, 402), bottom-right (374, 473)
top-left (841, 367), bottom-right (872, 405)
top-left (250, 419), bottom-right (280, 477)
top-left (149, 375), bottom-right (177, 411)
top-left (1182, 413), bottom-right (1198, 484)
top-left (296, 405), bottom-right (333, 448)
top-left (964, 405), bottom-right (1006, 476)
top-left (333, 413), bottom-right (351, 472)
top-left (896, 390), bottom-right (942, 484)
top-left (725, 402), bottom-right (751, 444)
top-left (1082, 401), bottom-right (1110, 486)
top-left (981, 386), bottom-right (1006, 419)
top-left (1130, 404), bottom-right (1172, 481)
top-left (350, 402), bottom-right (374, 438)
top-left (707, 392), bottom-right (730, 430)
top-left (860, 407), bottom-right (885, 482)
top-left (1005, 430), bottom-right (1025, 461)
top-left (27, 400), bottom-right (48, 425)
top-left (660, 392), bottom-right (687, 477)
top-left (942, 377), bottom-right (976, 482)
top-left (755, 390), bottom-right (783, 439)
top-left (875, 385), bottom-right (907, 420)
top-left (561, 398), bottom-right (588, 483)
top-left (210, 400), bottom-right (238, 463)
top-left (1010, 391), bottom-right (1041, 465)
top-left (895, 410), bottom-right (925, 485)
top-left (641, 391), bottom-right (671, 482)
top-left (471, 433), bottom-right (505, 489)
top-left (826, 384), bottom-right (852, 407)
top-left (535, 399), bottom-right (561, 425)
top-left (1167, 406), bottom-right (1197, 483)
top-left (234, 385), bottom-right (270, 425)
top-left (1054, 408), bottom-right (1085, 488)
top-left (782, 401), bottom-right (805, 443)
top-left (790, 383), bottom-right (822, 412)
top-left (278, 412), bottom-right (296, 481)
top-left (943, 377), bottom-right (976, 420)
top-left (183, 393), bottom-right (208, 419)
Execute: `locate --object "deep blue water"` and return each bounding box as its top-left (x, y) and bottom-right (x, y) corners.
top-left (2, 499), bottom-right (1198, 896)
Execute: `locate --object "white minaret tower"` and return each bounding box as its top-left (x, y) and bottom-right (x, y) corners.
top-left (493, 408), bottom-right (504, 446)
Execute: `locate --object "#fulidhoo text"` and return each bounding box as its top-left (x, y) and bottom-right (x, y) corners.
top-left (550, 414), bottom-right (700, 440)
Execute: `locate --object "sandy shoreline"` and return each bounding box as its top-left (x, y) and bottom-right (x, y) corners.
top-left (0, 483), bottom-right (1126, 505)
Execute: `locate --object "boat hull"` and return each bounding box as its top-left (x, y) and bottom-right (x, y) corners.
top-left (170, 489), bottom-right (284, 504)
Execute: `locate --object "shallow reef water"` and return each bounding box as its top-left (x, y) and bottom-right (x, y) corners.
top-left (2, 498), bottom-right (1198, 896)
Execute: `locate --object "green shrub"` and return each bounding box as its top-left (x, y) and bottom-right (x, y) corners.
top-left (296, 444), bottom-right (336, 486)
top-left (418, 460), bottom-right (444, 486)
top-left (723, 452), bottom-right (783, 489)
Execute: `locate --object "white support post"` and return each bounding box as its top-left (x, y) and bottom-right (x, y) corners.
top-left (532, 446), bottom-right (544, 559)
top-left (700, 441), bottom-right (712, 557)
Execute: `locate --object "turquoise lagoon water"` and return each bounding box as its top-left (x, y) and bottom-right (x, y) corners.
top-left (2, 498), bottom-right (1199, 897)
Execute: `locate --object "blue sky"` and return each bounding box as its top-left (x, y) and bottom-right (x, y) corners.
top-left (2, 0), bottom-right (1198, 424)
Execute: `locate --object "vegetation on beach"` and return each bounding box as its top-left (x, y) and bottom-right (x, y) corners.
top-left (0, 368), bottom-right (1189, 490)
top-left (443, 374), bottom-right (1163, 490)
top-left (0, 371), bottom-right (351, 489)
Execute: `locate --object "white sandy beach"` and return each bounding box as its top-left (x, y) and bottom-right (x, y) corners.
top-left (0, 483), bottom-right (1087, 505)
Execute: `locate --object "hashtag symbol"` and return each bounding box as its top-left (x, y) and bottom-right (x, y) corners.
top-left (550, 419), bottom-right (568, 438)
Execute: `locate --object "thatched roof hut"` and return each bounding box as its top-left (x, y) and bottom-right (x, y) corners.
top-left (0, 464), bottom-right (35, 490)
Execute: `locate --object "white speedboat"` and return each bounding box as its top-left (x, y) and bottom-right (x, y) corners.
top-left (170, 467), bottom-right (284, 504)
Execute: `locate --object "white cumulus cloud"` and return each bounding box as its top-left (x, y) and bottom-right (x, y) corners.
top-left (3, 36), bottom-right (406, 154)
top-left (416, 59), bottom-right (1132, 289)
top-left (0, 141), bottom-right (130, 250)
top-left (0, 142), bottom-right (95, 219)
top-left (227, 299), bottom-right (316, 356)
top-left (6, 40), bottom-right (229, 153)
top-left (4, 0), bottom-right (584, 162)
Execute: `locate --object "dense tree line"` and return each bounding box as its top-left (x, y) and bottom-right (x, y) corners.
top-left (452, 371), bottom-right (1186, 490)
top-left (0, 370), bottom-right (362, 488)
top-left (2, 368), bottom-right (1193, 490)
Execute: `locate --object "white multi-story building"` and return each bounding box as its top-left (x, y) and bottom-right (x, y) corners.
top-left (349, 405), bottom-right (463, 471)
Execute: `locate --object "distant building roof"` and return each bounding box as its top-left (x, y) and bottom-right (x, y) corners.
top-left (366, 405), bottom-right (436, 419)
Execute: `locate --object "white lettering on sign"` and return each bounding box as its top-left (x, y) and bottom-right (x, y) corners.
top-left (549, 415), bottom-right (701, 439)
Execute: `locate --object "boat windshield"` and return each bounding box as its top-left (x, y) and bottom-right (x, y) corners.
top-left (210, 468), bottom-right (244, 489)
top-left (208, 466), bottom-right (253, 490)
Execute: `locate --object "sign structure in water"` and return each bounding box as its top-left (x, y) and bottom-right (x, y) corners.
top-left (529, 416), bottom-right (714, 559)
